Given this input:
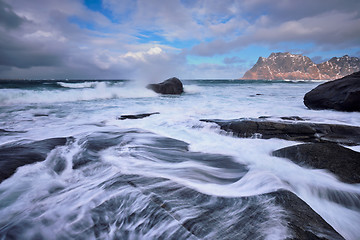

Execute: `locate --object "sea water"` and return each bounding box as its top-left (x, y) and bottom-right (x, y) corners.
top-left (0, 79), bottom-right (359, 239)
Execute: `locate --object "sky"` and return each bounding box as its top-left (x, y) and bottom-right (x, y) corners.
top-left (0, 0), bottom-right (360, 80)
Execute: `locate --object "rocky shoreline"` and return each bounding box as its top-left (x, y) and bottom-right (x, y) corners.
top-left (0, 130), bottom-right (345, 239)
top-left (200, 117), bottom-right (360, 146)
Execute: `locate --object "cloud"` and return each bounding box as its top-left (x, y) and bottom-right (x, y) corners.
top-left (223, 56), bottom-right (245, 64)
top-left (0, 0), bottom-right (359, 79)
top-left (191, 8), bottom-right (360, 57)
top-left (0, 0), bottom-right (25, 29)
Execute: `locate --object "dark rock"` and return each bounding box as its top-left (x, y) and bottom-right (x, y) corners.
top-left (304, 71), bottom-right (360, 112)
top-left (0, 129), bottom-right (26, 136)
top-left (97, 174), bottom-right (343, 239)
top-left (258, 116), bottom-right (306, 121)
top-left (146, 77), bottom-right (184, 94)
top-left (200, 118), bottom-right (360, 145)
top-left (0, 130), bottom-right (344, 239)
top-left (272, 143), bottom-right (360, 184)
top-left (117, 112), bottom-right (159, 120)
top-left (33, 113), bottom-right (49, 117)
top-left (269, 191), bottom-right (344, 240)
top-left (280, 116), bottom-right (305, 121)
top-left (0, 137), bottom-right (70, 182)
top-left (249, 94), bottom-right (263, 97)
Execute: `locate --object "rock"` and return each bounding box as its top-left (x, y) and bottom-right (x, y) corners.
top-left (269, 190), bottom-right (344, 240)
top-left (33, 113), bottom-right (49, 117)
top-left (97, 174), bottom-right (343, 239)
top-left (280, 116), bottom-right (305, 121)
top-left (272, 143), bottom-right (360, 184)
top-left (117, 112), bottom-right (160, 120)
top-left (146, 77), bottom-right (184, 94)
top-left (0, 129), bottom-right (26, 136)
top-left (200, 118), bottom-right (360, 145)
top-left (242, 52), bottom-right (360, 80)
top-left (304, 71), bottom-right (360, 112)
top-left (0, 137), bottom-right (70, 182)
top-left (0, 130), bottom-right (345, 239)
top-left (258, 116), bottom-right (306, 121)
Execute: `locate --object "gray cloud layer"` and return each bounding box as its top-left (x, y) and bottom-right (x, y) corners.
top-left (0, 0), bottom-right (359, 79)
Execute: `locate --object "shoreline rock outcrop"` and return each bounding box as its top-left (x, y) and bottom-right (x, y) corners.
top-left (304, 71), bottom-right (360, 112)
top-left (0, 137), bottom-right (70, 182)
top-left (200, 118), bottom-right (360, 145)
top-left (146, 77), bottom-right (184, 95)
top-left (117, 112), bottom-right (160, 120)
top-left (272, 143), bottom-right (360, 184)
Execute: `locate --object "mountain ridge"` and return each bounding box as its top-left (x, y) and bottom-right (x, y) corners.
top-left (242, 52), bottom-right (360, 80)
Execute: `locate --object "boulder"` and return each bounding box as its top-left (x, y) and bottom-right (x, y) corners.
top-left (200, 118), bottom-right (360, 145)
top-left (147, 77), bottom-right (184, 95)
top-left (304, 71), bottom-right (360, 112)
top-left (273, 143), bottom-right (360, 184)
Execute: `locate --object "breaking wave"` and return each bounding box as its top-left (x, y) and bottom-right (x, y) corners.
top-left (0, 82), bottom-right (158, 105)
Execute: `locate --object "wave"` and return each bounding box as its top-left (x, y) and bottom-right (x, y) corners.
top-left (283, 79), bottom-right (328, 83)
top-left (0, 83), bottom-right (157, 105)
top-left (57, 81), bottom-right (99, 89)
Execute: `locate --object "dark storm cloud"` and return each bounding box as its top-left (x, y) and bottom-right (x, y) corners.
top-left (191, 0), bottom-right (360, 56)
top-left (0, 0), bottom-right (24, 29)
top-left (0, 31), bottom-right (64, 68)
top-left (1, 0), bottom-right (359, 79)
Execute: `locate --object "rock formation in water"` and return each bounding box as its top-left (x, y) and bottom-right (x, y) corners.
top-left (200, 117), bottom-right (360, 146)
top-left (0, 137), bottom-right (71, 182)
top-left (242, 52), bottom-right (360, 80)
top-left (304, 71), bottom-right (360, 112)
top-left (272, 143), bottom-right (360, 184)
top-left (117, 112), bottom-right (160, 120)
top-left (146, 77), bottom-right (184, 94)
top-left (0, 130), bottom-right (345, 239)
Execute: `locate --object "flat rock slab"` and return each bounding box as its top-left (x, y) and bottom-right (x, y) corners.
top-left (0, 130), bottom-right (344, 239)
top-left (304, 71), bottom-right (360, 112)
top-left (0, 137), bottom-right (71, 182)
top-left (272, 143), bottom-right (360, 184)
top-left (117, 112), bottom-right (160, 120)
top-left (201, 118), bottom-right (360, 145)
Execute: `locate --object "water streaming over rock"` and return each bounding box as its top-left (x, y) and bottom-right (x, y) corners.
top-left (0, 79), bottom-right (359, 239)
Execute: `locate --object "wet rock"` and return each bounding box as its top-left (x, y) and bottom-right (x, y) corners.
top-left (0, 130), bottom-right (344, 240)
top-left (117, 112), bottom-right (160, 120)
top-left (200, 118), bottom-right (360, 145)
top-left (146, 77), bottom-right (184, 95)
top-left (258, 116), bottom-right (305, 121)
top-left (272, 143), bottom-right (360, 184)
top-left (33, 113), bottom-right (49, 117)
top-left (249, 93), bottom-right (263, 97)
top-left (280, 116), bottom-right (305, 121)
top-left (98, 174), bottom-right (343, 240)
top-left (269, 190), bottom-right (344, 240)
top-left (304, 71), bottom-right (360, 112)
top-left (0, 137), bottom-right (70, 182)
top-left (0, 129), bottom-right (26, 136)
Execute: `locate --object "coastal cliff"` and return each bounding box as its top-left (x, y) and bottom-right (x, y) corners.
top-left (242, 52), bottom-right (360, 80)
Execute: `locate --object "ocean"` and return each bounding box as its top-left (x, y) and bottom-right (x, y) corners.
top-left (0, 79), bottom-right (359, 239)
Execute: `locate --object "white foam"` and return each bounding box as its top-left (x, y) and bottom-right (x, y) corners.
top-left (1, 80), bottom-right (360, 239)
top-left (0, 83), bottom-right (157, 105)
top-left (57, 81), bottom-right (99, 89)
